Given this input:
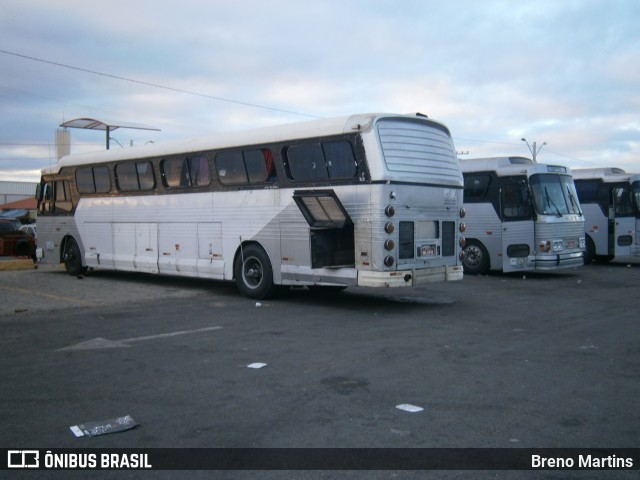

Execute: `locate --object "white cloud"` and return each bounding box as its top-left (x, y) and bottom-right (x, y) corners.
top-left (1, 0), bottom-right (640, 182)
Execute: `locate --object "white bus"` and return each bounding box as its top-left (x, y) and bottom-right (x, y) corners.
top-left (460, 156), bottom-right (585, 274)
top-left (36, 113), bottom-right (466, 298)
top-left (572, 168), bottom-right (640, 263)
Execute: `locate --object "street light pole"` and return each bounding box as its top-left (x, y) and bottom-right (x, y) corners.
top-left (521, 138), bottom-right (547, 163)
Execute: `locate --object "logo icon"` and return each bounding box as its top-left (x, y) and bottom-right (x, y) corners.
top-left (7, 450), bottom-right (40, 468)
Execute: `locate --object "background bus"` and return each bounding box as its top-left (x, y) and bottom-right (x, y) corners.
top-left (36, 113), bottom-right (466, 298)
top-left (460, 156), bottom-right (585, 274)
top-left (572, 168), bottom-right (640, 263)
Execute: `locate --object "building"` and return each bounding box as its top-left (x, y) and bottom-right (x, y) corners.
top-left (0, 181), bottom-right (39, 224)
top-left (0, 181), bottom-right (38, 205)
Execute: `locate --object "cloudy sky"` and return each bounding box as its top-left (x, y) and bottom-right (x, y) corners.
top-left (1, 0), bottom-right (639, 182)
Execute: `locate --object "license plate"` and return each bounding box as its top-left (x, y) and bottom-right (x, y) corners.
top-left (567, 241), bottom-right (575, 249)
top-left (420, 245), bottom-right (437, 257)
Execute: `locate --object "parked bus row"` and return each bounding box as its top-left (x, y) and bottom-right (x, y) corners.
top-left (572, 168), bottom-right (640, 263)
top-left (35, 112), bottom-right (638, 298)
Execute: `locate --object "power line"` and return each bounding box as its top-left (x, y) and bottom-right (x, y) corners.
top-left (0, 49), bottom-right (320, 119)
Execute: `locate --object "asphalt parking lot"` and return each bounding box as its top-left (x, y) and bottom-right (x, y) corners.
top-left (1, 261), bottom-right (638, 479)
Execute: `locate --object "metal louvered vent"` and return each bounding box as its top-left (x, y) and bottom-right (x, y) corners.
top-left (442, 221), bottom-right (455, 257)
top-left (399, 221), bottom-right (414, 259)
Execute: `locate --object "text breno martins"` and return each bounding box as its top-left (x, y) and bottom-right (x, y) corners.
top-left (532, 454), bottom-right (633, 469)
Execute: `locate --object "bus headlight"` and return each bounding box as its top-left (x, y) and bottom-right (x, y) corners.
top-left (579, 237), bottom-right (586, 250)
top-left (384, 239), bottom-right (395, 251)
top-left (384, 255), bottom-right (395, 267)
top-left (460, 207), bottom-right (466, 218)
top-left (459, 222), bottom-right (466, 233)
top-left (539, 240), bottom-right (551, 253)
top-left (553, 240), bottom-right (563, 252)
top-left (385, 222), bottom-right (395, 234)
top-left (459, 237), bottom-right (466, 248)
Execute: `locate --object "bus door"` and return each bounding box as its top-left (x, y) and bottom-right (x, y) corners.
top-left (609, 186), bottom-right (635, 256)
top-left (292, 190), bottom-right (355, 269)
top-left (499, 177), bottom-right (534, 272)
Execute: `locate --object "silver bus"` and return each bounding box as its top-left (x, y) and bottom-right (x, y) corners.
top-left (460, 156), bottom-right (585, 274)
top-left (572, 168), bottom-right (640, 263)
top-left (36, 113), bottom-right (465, 298)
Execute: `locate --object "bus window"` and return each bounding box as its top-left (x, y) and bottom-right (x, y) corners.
top-left (76, 166), bottom-right (111, 194)
top-left (54, 180), bottom-right (72, 212)
top-left (137, 162), bottom-right (155, 190)
top-left (322, 141), bottom-right (357, 178)
top-left (161, 158), bottom-right (187, 187)
top-left (244, 149), bottom-right (270, 183)
top-left (215, 151), bottom-right (248, 185)
top-left (94, 166), bottom-right (111, 193)
top-left (187, 155), bottom-right (211, 187)
top-left (612, 187), bottom-right (634, 216)
top-left (215, 149), bottom-right (275, 185)
top-left (463, 174), bottom-right (491, 201)
top-left (116, 161), bottom-right (155, 191)
top-left (574, 179), bottom-right (599, 203)
top-left (286, 143), bottom-right (329, 181)
top-left (76, 167), bottom-right (94, 193)
top-left (501, 180), bottom-right (532, 219)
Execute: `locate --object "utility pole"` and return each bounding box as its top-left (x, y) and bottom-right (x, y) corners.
top-left (521, 138), bottom-right (547, 163)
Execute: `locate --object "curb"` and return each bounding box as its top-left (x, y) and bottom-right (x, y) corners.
top-left (0, 257), bottom-right (37, 271)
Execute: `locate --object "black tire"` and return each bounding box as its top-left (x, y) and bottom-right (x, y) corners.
top-left (583, 236), bottom-right (595, 265)
top-left (234, 244), bottom-right (276, 299)
top-left (462, 239), bottom-right (490, 275)
top-left (63, 237), bottom-right (87, 276)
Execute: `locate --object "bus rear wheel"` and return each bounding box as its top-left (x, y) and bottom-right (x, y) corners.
top-left (63, 237), bottom-right (87, 276)
top-left (462, 240), bottom-right (490, 275)
top-left (234, 244), bottom-right (276, 299)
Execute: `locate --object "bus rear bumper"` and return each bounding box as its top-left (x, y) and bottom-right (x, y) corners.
top-left (534, 251), bottom-right (584, 270)
top-left (357, 265), bottom-right (463, 288)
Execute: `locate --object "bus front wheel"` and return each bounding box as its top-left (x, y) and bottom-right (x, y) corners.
top-left (234, 244), bottom-right (276, 299)
top-left (584, 236), bottom-right (595, 264)
top-left (63, 237), bottom-right (87, 276)
top-left (462, 240), bottom-right (490, 275)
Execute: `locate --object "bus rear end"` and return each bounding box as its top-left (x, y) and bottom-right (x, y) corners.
top-left (356, 114), bottom-right (465, 287)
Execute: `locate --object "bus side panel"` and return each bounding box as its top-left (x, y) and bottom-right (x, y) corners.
top-left (582, 204), bottom-right (609, 256)
top-left (462, 203), bottom-right (502, 271)
top-left (614, 217), bottom-right (636, 257)
top-left (196, 222), bottom-right (225, 278)
top-left (501, 220), bottom-right (534, 272)
top-left (75, 198), bottom-right (115, 270)
top-left (158, 223), bottom-right (197, 275)
top-left (37, 216), bottom-right (82, 266)
top-left (112, 223), bottom-right (136, 271)
top-left (280, 221), bottom-right (312, 284)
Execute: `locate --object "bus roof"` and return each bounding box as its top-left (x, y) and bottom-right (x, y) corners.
top-left (459, 156), bottom-right (572, 176)
top-left (571, 167), bottom-right (635, 183)
top-left (42, 112), bottom-right (450, 175)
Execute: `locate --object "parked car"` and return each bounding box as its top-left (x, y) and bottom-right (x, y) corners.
top-left (0, 218), bottom-right (22, 231)
top-left (19, 224), bottom-right (37, 240)
top-left (0, 219), bottom-right (37, 259)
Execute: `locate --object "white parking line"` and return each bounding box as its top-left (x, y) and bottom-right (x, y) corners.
top-left (56, 326), bottom-right (223, 351)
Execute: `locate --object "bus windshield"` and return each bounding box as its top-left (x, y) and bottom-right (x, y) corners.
top-left (530, 174), bottom-right (582, 216)
top-left (632, 181), bottom-right (640, 216)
